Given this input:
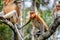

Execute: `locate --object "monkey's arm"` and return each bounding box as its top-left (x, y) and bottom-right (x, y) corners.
top-left (19, 19), bottom-right (31, 29)
top-left (15, 5), bottom-right (20, 17)
top-left (3, 10), bottom-right (17, 18)
top-left (36, 15), bottom-right (48, 31)
top-left (15, 5), bottom-right (21, 24)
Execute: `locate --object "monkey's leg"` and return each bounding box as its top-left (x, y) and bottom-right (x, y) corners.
top-left (35, 30), bottom-right (43, 37)
top-left (3, 10), bottom-right (17, 18)
top-left (35, 28), bottom-right (44, 37)
top-left (11, 15), bottom-right (20, 28)
top-left (35, 24), bottom-right (45, 37)
top-left (34, 29), bottom-right (44, 37)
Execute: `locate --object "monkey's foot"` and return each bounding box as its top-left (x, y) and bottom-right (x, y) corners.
top-left (34, 31), bottom-right (42, 37)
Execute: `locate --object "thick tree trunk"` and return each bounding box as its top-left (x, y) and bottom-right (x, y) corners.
top-left (14, 32), bottom-right (19, 40)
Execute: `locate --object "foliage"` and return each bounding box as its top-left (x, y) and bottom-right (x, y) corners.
top-left (0, 0), bottom-right (3, 11)
top-left (0, 0), bottom-right (54, 40)
top-left (0, 22), bottom-right (13, 40)
top-left (36, 0), bottom-right (40, 4)
top-left (0, 0), bottom-right (13, 40)
top-left (39, 9), bottom-right (53, 26)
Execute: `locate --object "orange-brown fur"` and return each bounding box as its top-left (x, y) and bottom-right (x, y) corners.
top-left (22, 11), bottom-right (48, 31)
top-left (30, 11), bottom-right (48, 31)
top-left (53, 4), bottom-right (60, 18)
top-left (2, 0), bottom-right (20, 24)
top-left (54, 4), bottom-right (60, 12)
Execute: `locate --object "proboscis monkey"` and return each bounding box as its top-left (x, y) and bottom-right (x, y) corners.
top-left (2, 0), bottom-right (20, 25)
top-left (21, 11), bottom-right (48, 37)
top-left (53, 1), bottom-right (60, 18)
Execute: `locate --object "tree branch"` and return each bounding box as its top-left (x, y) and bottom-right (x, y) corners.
top-left (0, 16), bottom-right (60, 40)
top-left (0, 17), bottom-right (18, 40)
top-left (38, 16), bottom-right (60, 40)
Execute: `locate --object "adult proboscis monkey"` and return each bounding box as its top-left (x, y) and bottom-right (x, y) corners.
top-left (53, 1), bottom-right (60, 18)
top-left (1, 0), bottom-right (20, 25)
top-left (20, 11), bottom-right (48, 37)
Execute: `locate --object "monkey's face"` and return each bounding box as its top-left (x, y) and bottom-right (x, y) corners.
top-left (30, 11), bottom-right (36, 18)
top-left (56, 4), bottom-right (60, 10)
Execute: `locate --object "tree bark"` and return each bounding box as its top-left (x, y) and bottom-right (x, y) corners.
top-left (37, 16), bottom-right (60, 40)
top-left (0, 17), bottom-right (18, 40)
top-left (0, 16), bottom-right (60, 40)
top-left (14, 32), bottom-right (19, 40)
